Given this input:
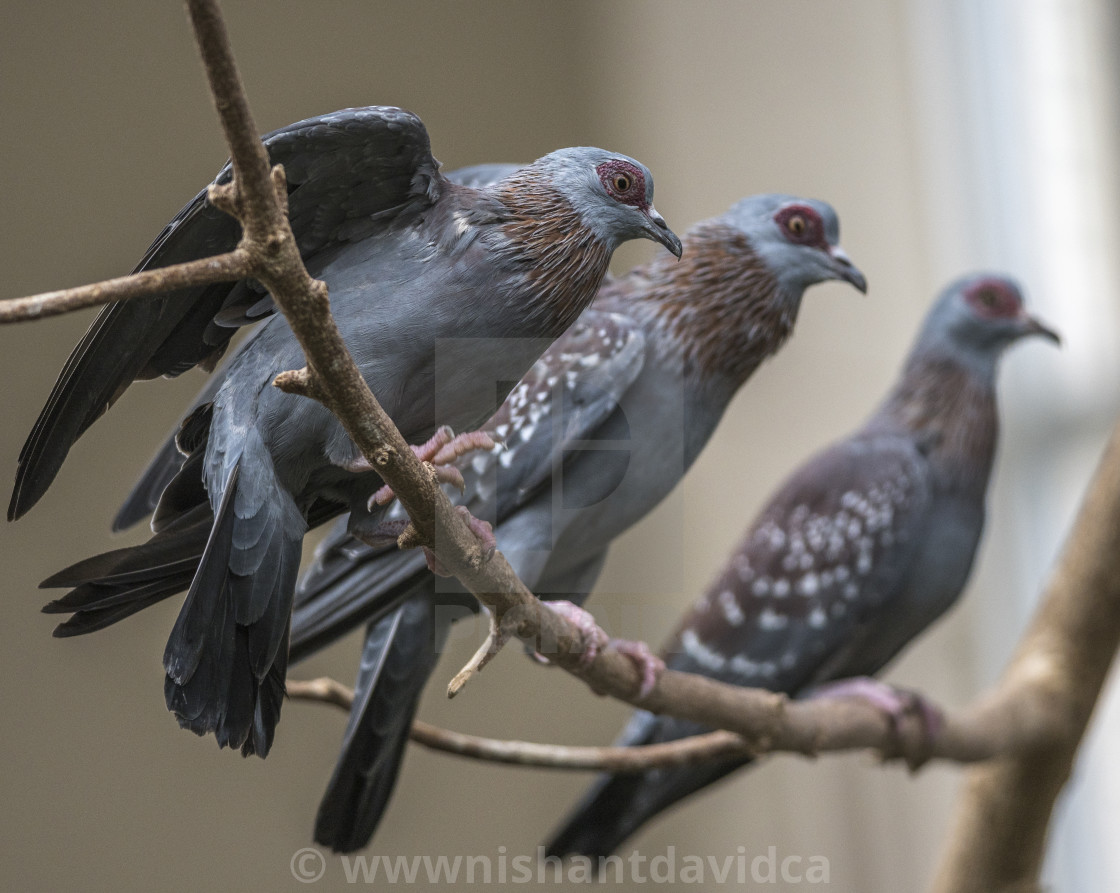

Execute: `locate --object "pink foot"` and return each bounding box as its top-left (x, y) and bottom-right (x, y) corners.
top-left (545, 601), bottom-right (609, 666)
top-left (352, 518), bottom-right (412, 549)
top-left (541, 602), bottom-right (664, 699)
top-left (807, 677), bottom-right (943, 765)
top-left (368, 426), bottom-right (498, 508)
top-left (608, 638), bottom-right (665, 700)
top-left (423, 506), bottom-right (496, 577)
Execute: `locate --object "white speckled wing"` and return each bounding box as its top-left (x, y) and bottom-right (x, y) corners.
top-left (667, 433), bottom-right (933, 692)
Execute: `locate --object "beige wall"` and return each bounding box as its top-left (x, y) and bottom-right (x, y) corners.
top-left (0, 2), bottom-right (1092, 891)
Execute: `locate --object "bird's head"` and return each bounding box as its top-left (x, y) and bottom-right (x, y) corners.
top-left (924, 274), bottom-right (1060, 366)
top-left (724, 194), bottom-right (868, 297)
top-left (532, 147), bottom-right (683, 258)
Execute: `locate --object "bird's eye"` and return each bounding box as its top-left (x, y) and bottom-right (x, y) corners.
top-left (787, 215), bottom-right (806, 236)
top-left (612, 174), bottom-right (632, 193)
top-left (978, 289), bottom-right (998, 308)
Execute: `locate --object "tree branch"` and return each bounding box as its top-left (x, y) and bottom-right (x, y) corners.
top-left (930, 417), bottom-right (1120, 893)
top-left (287, 677), bottom-right (749, 771)
top-left (5, 7), bottom-right (1118, 882)
top-left (0, 251), bottom-right (250, 323)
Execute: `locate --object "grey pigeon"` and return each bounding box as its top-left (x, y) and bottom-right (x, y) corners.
top-left (544, 274), bottom-right (1059, 858)
top-left (32, 106), bottom-right (682, 757)
top-left (288, 185), bottom-right (868, 851)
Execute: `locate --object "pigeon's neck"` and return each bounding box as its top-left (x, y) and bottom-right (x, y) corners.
top-left (613, 221), bottom-right (795, 392)
top-left (493, 176), bottom-right (613, 339)
top-left (872, 352), bottom-right (999, 492)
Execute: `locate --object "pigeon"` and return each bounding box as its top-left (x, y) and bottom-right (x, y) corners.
top-left (288, 184), bottom-right (868, 851)
top-left (30, 106), bottom-right (682, 757)
top-left (544, 274), bottom-right (1060, 858)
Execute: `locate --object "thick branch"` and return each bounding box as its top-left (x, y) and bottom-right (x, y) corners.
top-left (931, 418), bottom-right (1120, 893)
top-left (5, 8), bottom-right (1113, 866)
top-left (287, 662), bottom-right (1051, 772)
top-left (0, 251), bottom-right (250, 323)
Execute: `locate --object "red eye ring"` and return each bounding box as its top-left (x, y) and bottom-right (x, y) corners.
top-left (596, 160), bottom-right (646, 207)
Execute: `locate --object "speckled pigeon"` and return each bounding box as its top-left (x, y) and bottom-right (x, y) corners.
top-left (30, 106), bottom-right (682, 757)
top-left (544, 274), bottom-right (1059, 858)
top-left (287, 185), bottom-right (867, 851)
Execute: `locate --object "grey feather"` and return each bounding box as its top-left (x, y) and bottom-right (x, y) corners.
top-left (31, 113), bottom-right (680, 757)
top-left (292, 193), bottom-right (869, 850)
top-left (545, 273), bottom-right (1060, 856)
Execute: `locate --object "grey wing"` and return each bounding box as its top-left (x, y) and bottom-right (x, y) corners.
top-left (289, 308), bottom-right (647, 654)
top-left (664, 434), bottom-right (933, 694)
top-left (463, 308), bottom-right (647, 516)
top-left (445, 163), bottom-right (523, 189)
top-left (11, 106), bottom-right (443, 523)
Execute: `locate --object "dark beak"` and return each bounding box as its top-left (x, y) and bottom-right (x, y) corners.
top-left (1019, 312), bottom-right (1061, 345)
top-left (643, 206), bottom-right (683, 258)
top-left (828, 246), bottom-right (867, 293)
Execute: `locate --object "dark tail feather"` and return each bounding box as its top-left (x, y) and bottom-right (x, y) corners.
top-left (40, 502), bottom-right (212, 636)
top-left (162, 463), bottom-right (302, 758)
top-left (10, 301), bottom-right (161, 521)
top-left (314, 592), bottom-right (444, 852)
top-left (544, 713), bottom-right (751, 858)
top-left (289, 519), bottom-right (435, 663)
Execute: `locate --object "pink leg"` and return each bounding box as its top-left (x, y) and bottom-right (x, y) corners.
top-left (368, 426), bottom-right (498, 508)
top-left (807, 677), bottom-right (943, 763)
top-left (543, 601), bottom-right (665, 700)
top-left (423, 506), bottom-right (496, 577)
top-left (608, 639), bottom-right (666, 700)
top-left (546, 601), bottom-right (610, 666)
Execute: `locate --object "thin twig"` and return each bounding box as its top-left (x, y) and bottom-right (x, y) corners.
top-left (0, 251), bottom-right (250, 323)
top-left (286, 677), bottom-right (750, 771)
top-left (285, 671), bottom-right (1043, 771)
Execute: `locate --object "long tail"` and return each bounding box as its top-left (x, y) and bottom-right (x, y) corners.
top-left (313, 591), bottom-right (447, 852)
top-left (543, 712), bottom-right (751, 859)
top-left (41, 502), bottom-right (211, 635)
top-left (289, 517), bottom-right (436, 662)
top-left (161, 448), bottom-right (305, 758)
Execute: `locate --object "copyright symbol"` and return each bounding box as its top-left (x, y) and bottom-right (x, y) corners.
top-left (291, 847), bottom-right (326, 883)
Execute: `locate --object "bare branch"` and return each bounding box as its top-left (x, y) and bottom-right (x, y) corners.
top-left (286, 659), bottom-right (1051, 773)
top-left (931, 417), bottom-right (1120, 893)
top-left (0, 251), bottom-right (250, 323)
top-left (7, 8), bottom-right (1116, 880)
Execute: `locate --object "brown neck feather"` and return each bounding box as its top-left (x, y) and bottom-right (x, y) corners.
top-left (878, 356), bottom-right (999, 491)
top-left (493, 175), bottom-right (612, 339)
top-left (610, 221), bottom-right (792, 385)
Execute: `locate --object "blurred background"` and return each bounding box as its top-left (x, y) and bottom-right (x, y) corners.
top-left (2, 1), bottom-right (1119, 890)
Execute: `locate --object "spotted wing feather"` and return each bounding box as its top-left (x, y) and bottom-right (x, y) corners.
top-left (666, 434), bottom-right (932, 691)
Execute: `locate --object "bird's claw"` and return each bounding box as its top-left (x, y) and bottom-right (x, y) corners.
top-left (542, 601), bottom-right (609, 667)
top-left (369, 426), bottom-right (498, 509)
top-left (806, 677), bottom-right (943, 769)
top-left (422, 506), bottom-right (496, 577)
top-left (351, 518), bottom-right (412, 549)
top-left (535, 602), bottom-right (663, 698)
top-left (608, 638), bottom-right (665, 700)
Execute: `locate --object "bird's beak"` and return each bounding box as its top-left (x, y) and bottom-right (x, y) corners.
top-left (642, 206), bottom-right (683, 258)
top-left (1018, 312), bottom-right (1061, 345)
top-left (827, 246), bottom-right (867, 293)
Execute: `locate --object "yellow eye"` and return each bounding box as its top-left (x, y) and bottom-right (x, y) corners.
top-left (979, 289), bottom-right (998, 307)
top-left (788, 215), bottom-right (806, 236)
top-left (612, 174), bottom-right (632, 192)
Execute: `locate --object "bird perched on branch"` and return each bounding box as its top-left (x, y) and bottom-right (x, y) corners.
top-left (27, 106), bottom-right (682, 757)
top-left (544, 274), bottom-right (1060, 859)
top-left (288, 182), bottom-right (868, 852)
